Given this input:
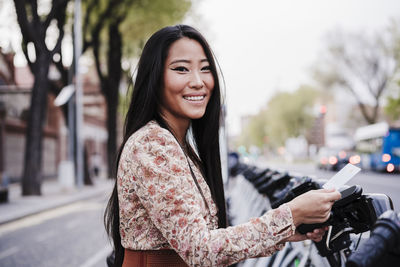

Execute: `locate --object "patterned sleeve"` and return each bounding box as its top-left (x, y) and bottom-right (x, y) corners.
top-left (124, 127), bottom-right (296, 266)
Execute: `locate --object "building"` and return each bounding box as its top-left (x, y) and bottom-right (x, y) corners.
top-left (0, 49), bottom-right (108, 184)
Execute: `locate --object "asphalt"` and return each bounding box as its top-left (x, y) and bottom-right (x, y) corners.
top-left (0, 178), bottom-right (114, 225)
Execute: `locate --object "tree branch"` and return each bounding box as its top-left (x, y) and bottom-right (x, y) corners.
top-left (92, 33), bottom-right (105, 85)
top-left (21, 41), bottom-right (34, 70)
top-left (27, 0), bottom-right (48, 53)
top-left (14, 0), bottom-right (35, 43)
top-left (43, 0), bottom-right (69, 28)
top-left (342, 80), bottom-right (374, 124)
top-left (87, 0), bottom-right (124, 86)
top-left (82, 0), bottom-right (97, 53)
top-left (49, 0), bottom-right (69, 57)
top-left (338, 42), bottom-right (385, 110)
top-left (14, 0), bottom-right (40, 72)
top-left (29, 0), bottom-right (41, 27)
top-left (53, 53), bottom-right (68, 85)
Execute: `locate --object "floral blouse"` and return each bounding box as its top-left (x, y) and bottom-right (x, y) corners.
top-left (117, 120), bottom-right (296, 267)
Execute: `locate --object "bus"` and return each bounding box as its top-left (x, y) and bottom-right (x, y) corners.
top-left (354, 122), bottom-right (400, 173)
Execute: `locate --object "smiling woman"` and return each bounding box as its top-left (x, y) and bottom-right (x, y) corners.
top-left (104, 24), bottom-right (341, 267)
top-left (161, 37), bottom-right (215, 143)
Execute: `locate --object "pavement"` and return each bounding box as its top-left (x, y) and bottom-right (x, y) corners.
top-left (0, 177), bottom-right (114, 225)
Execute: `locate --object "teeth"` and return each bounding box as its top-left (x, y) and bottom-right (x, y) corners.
top-left (184, 95), bottom-right (205, 101)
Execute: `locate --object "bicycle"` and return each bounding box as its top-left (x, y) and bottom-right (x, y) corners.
top-left (227, 158), bottom-right (398, 267)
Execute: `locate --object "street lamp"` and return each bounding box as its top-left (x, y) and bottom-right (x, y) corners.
top-left (74, 0), bottom-right (84, 188)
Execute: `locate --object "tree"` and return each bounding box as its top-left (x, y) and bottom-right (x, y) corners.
top-left (237, 112), bottom-right (268, 149)
top-left (263, 86), bottom-right (319, 147)
top-left (238, 86), bottom-right (319, 149)
top-left (82, 0), bottom-right (191, 177)
top-left (384, 21), bottom-right (400, 122)
top-left (314, 28), bottom-right (399, 124)
top-left (384, 80), bottom-right (400, 121)
top-left (13, 0), bottom-right (70, 195)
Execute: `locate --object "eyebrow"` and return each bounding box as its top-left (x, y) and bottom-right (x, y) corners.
top-left (169, 59), bottom-right (209, 65)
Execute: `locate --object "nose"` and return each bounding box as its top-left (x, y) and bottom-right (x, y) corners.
top-left (189, 72), bottom-right (204, 89)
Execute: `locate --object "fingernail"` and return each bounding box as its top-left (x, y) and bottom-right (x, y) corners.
top-left (324, 185), bottom-right (335, 190)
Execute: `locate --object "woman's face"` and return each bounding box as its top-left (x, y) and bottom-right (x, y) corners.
top-left (161, 37), bottom-right (214, 127)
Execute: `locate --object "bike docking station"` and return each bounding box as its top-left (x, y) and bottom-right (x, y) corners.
top-left (226, 155), bottom-right (400, 267)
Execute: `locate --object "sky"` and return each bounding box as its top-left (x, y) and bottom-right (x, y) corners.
top-left (184, 0), bottom-right (400, 135)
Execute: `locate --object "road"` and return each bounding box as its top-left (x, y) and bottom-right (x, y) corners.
top-left (0, 162), bottom-right (398, 267)
top-left (259, 160), bottom-right (400, 210)
top-left (0, 194), bottom-right (111, 267)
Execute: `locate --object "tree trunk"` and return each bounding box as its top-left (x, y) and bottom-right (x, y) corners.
top-left (106, 97), bottom-right (118, 178)
top-left (84, 144), bottom-right (93, 185)
top-left (22, 54), bottom-right (51, 195)
top-left (105, 22), bottom-right (122, 178)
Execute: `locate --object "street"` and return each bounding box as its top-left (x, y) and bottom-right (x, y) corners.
top-left (0, 194), bottom-right (111, 267)
top-left (0, 162), bottom-right (398, 267)
top-left (260, 160), bottom-right (400, 210)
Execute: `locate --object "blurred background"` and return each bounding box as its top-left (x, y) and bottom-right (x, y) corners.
top-left (0, 0), bottom-right (399, 266)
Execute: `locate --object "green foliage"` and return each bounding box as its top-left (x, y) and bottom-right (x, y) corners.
top-left (121, 0), bottom-right (192, 58)
top-left (385, 95), bottom-right (400, 120)
top-left (82, 0), bottom-right (191, 106)
top-left (119, 84), bottom-right (133, 116)
top-left (264, 86), bottom-right (319, 147)
top-left (384, 21), bottom-right (400, 122)
top-left (384, 80), bottom-right (400, 121)
top-left (238, 112), bottom-right (268, 148)
top-left (83, 0), bottom-right (191, 60)
top-left (82, 0), bottom-right (192, 118)
top-left (238, 86), bottom-right (320, 149)
top-left (116, 0), bottom-right (191, 117)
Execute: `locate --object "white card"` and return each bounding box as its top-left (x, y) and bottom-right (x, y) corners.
top-left (323, 163), bottom-right (361, 190)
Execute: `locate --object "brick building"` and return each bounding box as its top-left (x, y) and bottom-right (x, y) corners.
top-left (0, 49), bottom-right (108, 183)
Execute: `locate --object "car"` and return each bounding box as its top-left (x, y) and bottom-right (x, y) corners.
top-left (317, 147), bottom-right (361, 171)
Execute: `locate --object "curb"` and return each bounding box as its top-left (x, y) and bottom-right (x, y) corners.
top-left (0, 181), bottom-right (113, 225)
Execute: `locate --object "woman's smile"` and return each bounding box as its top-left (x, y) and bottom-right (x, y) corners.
top-left (160, 37), bottom-right (215, 131)
top-left (183, 94), bottom-right (206, 101)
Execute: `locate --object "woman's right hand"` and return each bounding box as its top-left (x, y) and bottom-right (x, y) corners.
top-left (287, 188), bottom-right (341, 226)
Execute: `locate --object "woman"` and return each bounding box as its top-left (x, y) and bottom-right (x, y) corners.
top-left (104, 24), bottom-right (341, 267)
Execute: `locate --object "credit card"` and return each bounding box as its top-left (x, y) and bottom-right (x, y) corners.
top-left (323, 163), bottom-right (361, 190)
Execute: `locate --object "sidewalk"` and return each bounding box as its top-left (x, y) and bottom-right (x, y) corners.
top-left (0, 178), bottom-right (114, 225)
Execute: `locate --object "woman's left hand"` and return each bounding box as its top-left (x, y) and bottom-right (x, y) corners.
top-left (284, 226), bottom-right (328, 243)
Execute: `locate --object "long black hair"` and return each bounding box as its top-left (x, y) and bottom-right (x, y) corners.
top-left (104, 24), bottom-right (227, 267)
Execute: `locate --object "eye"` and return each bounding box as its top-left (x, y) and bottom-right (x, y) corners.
top-left (171, 66), bottom-right (189, 72)
top-left (201, 66), bottom-right (211, 72)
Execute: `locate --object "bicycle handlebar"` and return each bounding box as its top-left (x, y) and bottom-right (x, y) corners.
top-left (227, 160), bottom-right (398, 266)
top-left (346, 210), bottom-right (400, 267)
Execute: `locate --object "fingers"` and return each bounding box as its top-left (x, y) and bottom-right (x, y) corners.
top-left (320, 187), bottom-right (335, 193)
top-left (313, 228), bottom-right (326, 235)
top-left (289, 227), bottom-right (328, 243)
top-left (318, 188), bottom-right (342, 202)
top-left (312, 203), bottom-right (332, 222)
top-left (306, 227), bottom-right (326, 242)
top-left (328, 190), bottom-right (342, 202)
top-left (289, 188), bottom-right (340, 225)
top-left (307, 233), bottom-right (323, 242)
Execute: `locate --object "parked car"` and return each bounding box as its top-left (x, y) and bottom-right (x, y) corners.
top-left (317, 147), bottom-right (361, 171)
